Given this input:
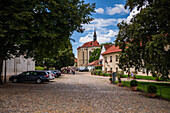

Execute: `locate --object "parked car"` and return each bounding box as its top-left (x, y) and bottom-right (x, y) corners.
top-left (50, 70), bottom-right (61, 78)
top-left (44, 70), bottom-right (55, 80)
top-left (79, 67), bottom-right (89, 72)
top-left (9, 71), bottom-right (50, 83)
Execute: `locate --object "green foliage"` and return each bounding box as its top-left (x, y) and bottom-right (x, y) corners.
top-left (130, 80), bottom-right (138, 87)
top-left (121, 81), bottom-right (170, 100)
top-left (35, 66), bottom-right (44, 70)
top-left (116, 0), bottom-right (170, 79)
top-left (0, 0), bottom-right (95, 83)
top-left (95, 66), bottom-right (102, 70)
top-left (89, 48), bottom-right (101, 63)
top-left (100, 42), bottom-right (113, 49)
top-left (147, 84), bottom-right (157, 94)
top-left (104, 73), bottom-right (110, 76)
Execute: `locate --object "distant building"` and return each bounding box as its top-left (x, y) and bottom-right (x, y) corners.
top-left (99, 44), bottom-right (112, 71)
top-left (77, 30), bottom-right (100, 68)
top-left (2, 56), bottom-right (35, 78)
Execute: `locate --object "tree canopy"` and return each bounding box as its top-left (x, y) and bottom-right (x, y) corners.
top-left (89, 48), bottom-right (101, 63)
top-left (115, 0), bottom-right (170, 79)
top-left (0, 0), bottom-right (95, 83)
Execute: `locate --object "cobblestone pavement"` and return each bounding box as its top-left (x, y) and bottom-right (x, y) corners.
top-left (0, 72), bottom-right (170, 113)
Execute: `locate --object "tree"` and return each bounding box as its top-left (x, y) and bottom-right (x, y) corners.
top-left (100, 42), bottom-right (113, 49)
top-left (89, 48), bottom-right (101, 63)
top-left (115, 0), bottom-right (170, 79)
top-left (0, 0), bottom-right (95, 83)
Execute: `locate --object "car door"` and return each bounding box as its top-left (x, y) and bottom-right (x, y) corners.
top-left (29, 71), bottom-right (38, 81)
top-left (20, 71), bottom-right (30, 81)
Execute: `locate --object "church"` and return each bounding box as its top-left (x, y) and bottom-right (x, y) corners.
top-left (77, 30), bottom-right (100, 68)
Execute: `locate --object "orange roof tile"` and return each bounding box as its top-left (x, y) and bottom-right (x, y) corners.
top-left (104, 45), bottom-right (112, 50)
top-left (77, 40), bottom-right (100, 50)
top-left (101, 45), bottom-right (121, 55)
top-left (88, 60), bottom-right (99, 66)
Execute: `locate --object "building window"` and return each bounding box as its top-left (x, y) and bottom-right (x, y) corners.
top-left (83, 51), bottom-right (84, 64)
top-left (116, 67), bottom-right (118, 72)
top-left (89, 51), bottom-right (91, 57)
top-left (105, 68), bottom-right (107, 72)
top-left (105, 57), bottom-right (107, 62)
top-left (110, 56), bottom-right (112, 62)
top-left (110, 68), bottom-right (112, 72)
top-left (116, 55), bottom-right (118, 62)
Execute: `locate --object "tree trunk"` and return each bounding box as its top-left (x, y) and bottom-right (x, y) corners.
top-left (0, 57), bottom-right (4, 84)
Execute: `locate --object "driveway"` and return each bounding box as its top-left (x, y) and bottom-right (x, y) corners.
top-left (0, 72), bottom-right (169, 113)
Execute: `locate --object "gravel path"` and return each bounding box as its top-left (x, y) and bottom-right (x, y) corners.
top-left (0, 72), bottom-right (170, 113)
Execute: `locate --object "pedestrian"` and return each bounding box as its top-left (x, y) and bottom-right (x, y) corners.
top-left (128, 71), bottom-right (130, 80)
top-left (131, 72), bottom-right (134, 78)
top-left (72, 69), bottom-right (75, 74)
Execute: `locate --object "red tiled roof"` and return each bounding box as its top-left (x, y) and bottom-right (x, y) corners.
top-left (101, 45), bottom-right (121, 55)
top-left (77, 40), bottom-right (100, 50)
top-left (88, 60), bottom-right (99, 66)
top-left (104, 45), bottom-right (112, 50)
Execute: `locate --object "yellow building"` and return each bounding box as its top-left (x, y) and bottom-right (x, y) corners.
top-left (101, 44), bottom-right (152, 76)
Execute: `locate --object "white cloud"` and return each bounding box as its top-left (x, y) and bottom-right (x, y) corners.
top-left (126, 5), bottom-right (147, 23)
top-left (83, 18), bottom-right (126, 31)
top-left (79, 30), bottom-right (118, 43)
top-left (95, 8), bottom-right (104, 14)
top-left (106, 4), bottom-right (129, 15)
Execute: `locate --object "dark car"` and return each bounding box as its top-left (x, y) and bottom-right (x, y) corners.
top-left (50, 70), bottom-right (61, 78)
top-left (9, 71), bottom-right (50, 84)
top-left (79, 67), bottom-right (89, 72)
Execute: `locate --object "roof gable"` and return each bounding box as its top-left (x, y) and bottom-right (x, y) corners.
top-left (77, 40), bottom-right (100, 50)
top-left (101, 45), bottom-right (121, 55)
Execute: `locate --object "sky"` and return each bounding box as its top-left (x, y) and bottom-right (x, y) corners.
top-left (71, 0), bottom-right (140, 58)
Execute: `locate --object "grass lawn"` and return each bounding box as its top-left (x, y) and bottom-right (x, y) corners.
top-left (121, 75), bottom-right (170, 81)
top-left (117, 81), bottom-right (170, 100)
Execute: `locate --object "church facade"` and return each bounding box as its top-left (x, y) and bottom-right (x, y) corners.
top-left (77, 30), bottom-right (100, 68)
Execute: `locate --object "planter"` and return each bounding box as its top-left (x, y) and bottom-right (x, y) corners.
top-left (110, 81), bottom-right (113, 84)
top-left (110, 74), bottom-right (112, 77)
top-left (148, 93), bottom-right (156, 98)
top-left (132, 86), bottom-right (137, 91)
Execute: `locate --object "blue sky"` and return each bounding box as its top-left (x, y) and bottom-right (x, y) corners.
top-left (71, 0), bottom-right (139, 58)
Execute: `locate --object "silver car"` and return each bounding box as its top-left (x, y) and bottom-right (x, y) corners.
top-left (44, 70), bottom-right (55, 80)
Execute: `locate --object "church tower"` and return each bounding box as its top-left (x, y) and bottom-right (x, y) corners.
top-left (93, 28), bottom-right (97, 42)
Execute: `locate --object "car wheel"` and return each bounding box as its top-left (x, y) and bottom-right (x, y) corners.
top-left (13, 78), bottom-right (18, 83)
top-left (36, 79), bottom-right (42, 84)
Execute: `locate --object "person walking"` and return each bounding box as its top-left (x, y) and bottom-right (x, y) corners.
top-left (128, 71), bottom-right (130, 80)
top-left (131, 72), bottom-right (134, 78)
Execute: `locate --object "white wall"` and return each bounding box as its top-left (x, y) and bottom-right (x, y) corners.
top-left (2, 56), bottom-right (35, 76)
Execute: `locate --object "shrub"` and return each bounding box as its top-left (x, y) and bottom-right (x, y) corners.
top-left (95, 66), bottom-right (102, 70)
top-left (105, 73), bottom-right (110, 76)
top-left (147, 84), bottom-right (157, 94)
top-left (35, 66), bottom-right (44, 70)
top-left (130, 80), bottom-right (138, 87)
top-left (96, 73), bottom-right (98, 75)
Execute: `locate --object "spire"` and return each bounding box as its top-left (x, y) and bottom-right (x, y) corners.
top-left (93, 28), bottom-right (97, 42)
